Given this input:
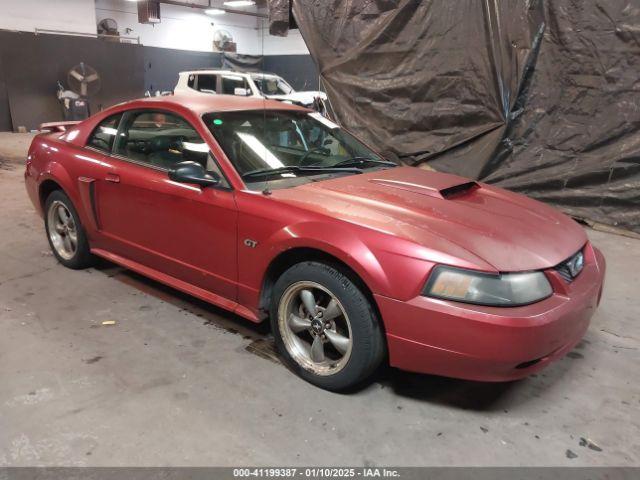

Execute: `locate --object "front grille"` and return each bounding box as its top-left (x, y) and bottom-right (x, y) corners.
top-left (554, 249), bottom-right (585, 283)
top-left (555, 263), bottom-right (575, 282)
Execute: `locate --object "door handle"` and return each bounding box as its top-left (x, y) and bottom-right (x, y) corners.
top-left (105, 173), bottom-right (120, 183)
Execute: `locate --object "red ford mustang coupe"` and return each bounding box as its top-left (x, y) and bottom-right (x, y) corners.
top-left (25, 95), bottom-right (606, 390)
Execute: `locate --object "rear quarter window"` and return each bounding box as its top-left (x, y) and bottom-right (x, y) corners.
top-left (87, 114), bottom-right (122, 153)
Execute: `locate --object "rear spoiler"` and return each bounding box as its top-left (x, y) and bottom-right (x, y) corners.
top-left (39, 121), bottom-right (81, 133)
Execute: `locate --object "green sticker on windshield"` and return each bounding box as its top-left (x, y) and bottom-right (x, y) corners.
top-left (213, 119), bottom-right (223, 126)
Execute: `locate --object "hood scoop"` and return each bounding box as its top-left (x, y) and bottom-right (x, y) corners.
top-left (440, 181), bottom-right (480, 199)
top-left (369, 178), bottom-right (480, 200)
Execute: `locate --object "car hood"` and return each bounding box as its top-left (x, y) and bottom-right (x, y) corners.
top-left (271, 167), bottom-right (587, 272)
top-left (265, 91), bottom-right (327, 104)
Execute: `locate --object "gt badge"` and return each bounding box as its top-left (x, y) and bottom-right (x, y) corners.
top-left (244, 239), bottom-right (258, 248)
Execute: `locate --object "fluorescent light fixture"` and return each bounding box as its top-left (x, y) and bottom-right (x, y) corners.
top-left (224, 1), bottom-right (256, 7)
top-left (205, 8), bottom-right (226, 15)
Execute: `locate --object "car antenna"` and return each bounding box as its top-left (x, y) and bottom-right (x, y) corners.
top-left (260, 46), bottom-right (272, 197)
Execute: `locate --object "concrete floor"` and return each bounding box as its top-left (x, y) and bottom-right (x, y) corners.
top-left (0, 133), bottom-right (638, 466)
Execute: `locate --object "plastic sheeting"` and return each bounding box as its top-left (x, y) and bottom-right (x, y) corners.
top-left (222, 53), bottom-right (264, 72)
top-left (283, 0), bottom-right (640, 233)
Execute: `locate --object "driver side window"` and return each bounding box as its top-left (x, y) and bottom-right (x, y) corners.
top-left (113, 110), bottom-right (228, 185)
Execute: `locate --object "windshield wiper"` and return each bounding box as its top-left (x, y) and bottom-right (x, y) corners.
top-left (332, 157), bottom-right (398, 169)
top-left (242, 165), bottom-right (363, 180)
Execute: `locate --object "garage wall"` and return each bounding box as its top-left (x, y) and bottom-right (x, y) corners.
top-left (0, 0), bottom-right (97, 34)
top-left (0, 27), bottom-right (320, 132)
top-left (263, 54), bottom-right (318, 91)
top-left (143, 47), bottom-right (222, 94)
top-left (0, 29), bottom-right (319, 132)
top-left (0, 0), bottom-right (317, 130)
top-left (95, 0), bottom-right (263, 55)
top-left (260, 26), bottom-right (309, 55)
top-left (0, 53), bottom-right (11, 132)
top-left (0, 31), bottom-right (144, 131)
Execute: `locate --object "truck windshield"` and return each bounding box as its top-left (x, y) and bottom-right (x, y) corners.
top-left (203, 110), bottom-right (393, 188)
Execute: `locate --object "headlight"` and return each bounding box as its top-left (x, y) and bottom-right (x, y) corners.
top-left (423, 266), bottom-right (553, 306)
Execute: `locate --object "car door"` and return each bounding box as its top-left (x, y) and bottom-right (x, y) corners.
top-left (71, 113), bottom-right (124, 239)
top-left (94, 109), bottom-right (238, 302)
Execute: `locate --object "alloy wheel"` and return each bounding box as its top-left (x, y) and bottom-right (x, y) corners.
top-left (47, 200), bottom-right (78, 260)
top-left (278, 281), bottom-right (353, 376)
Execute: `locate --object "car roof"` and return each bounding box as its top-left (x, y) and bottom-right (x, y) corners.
top-left (125, 93), bottom-right (309, 115)
top-left (179, 69), bottom-right (245, 76)
top-left (179, 69), bottom-right (280, 78)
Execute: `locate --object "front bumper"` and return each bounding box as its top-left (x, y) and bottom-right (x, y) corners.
top-left (376, 244), bottom-right (606, 381)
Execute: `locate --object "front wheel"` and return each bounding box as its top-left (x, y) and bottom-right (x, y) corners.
top-left (270, 261), bottom-right (385, 391)
top-left (44, 190), bottom-right (95, 269)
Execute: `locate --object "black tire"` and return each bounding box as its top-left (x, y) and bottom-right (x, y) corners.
top-left (270, 261), bottom-right (385, 391)
top-left (44, 190), bottom-right (95, 269)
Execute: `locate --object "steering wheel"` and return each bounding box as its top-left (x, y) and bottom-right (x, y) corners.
top-left (299, 146), bottom-right (331, 166)
top-left (169, 136), bottom-right (188, 152)
top-left (124, 136), bottom-right (150, 154)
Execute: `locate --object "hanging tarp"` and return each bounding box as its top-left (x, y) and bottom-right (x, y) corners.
top-left (222, 53), bottom-right (264, 72)
top-left (279, 0), bottom-right (640, 233)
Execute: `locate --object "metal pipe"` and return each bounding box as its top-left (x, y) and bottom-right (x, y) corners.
top-left (34, 28), bottom-right (141, 44)
top-left (159, 1), bottom-right (268, 18)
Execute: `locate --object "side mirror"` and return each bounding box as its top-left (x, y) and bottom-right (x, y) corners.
top-left (234, 87), bottom-right (250, 96)
top-left (168, 161), bottom-right (220, 187)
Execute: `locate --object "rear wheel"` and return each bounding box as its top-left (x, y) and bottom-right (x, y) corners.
top-left (44, 190), bottom-right (95, 269)
top-left (270, 261), bottom-right (385, 391)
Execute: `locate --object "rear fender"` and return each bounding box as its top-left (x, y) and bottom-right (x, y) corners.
top-left (38, 162), bottom-right (94, 234)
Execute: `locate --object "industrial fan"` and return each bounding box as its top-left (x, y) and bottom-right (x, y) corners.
top-left (213, 29), bottom-right (236, 52)
top-left (97, 18), bottom-right (120, 37)
top-left (68, 63), bottom-right (101, 98)
top-left (56, 63), bottom-right (101, 121)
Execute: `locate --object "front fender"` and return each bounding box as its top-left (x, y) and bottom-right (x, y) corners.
top-left (235, 215), bottom-right (397, 314)
top-left (259, 221), bottom-right (443, 302)
top-left (264, 220), bottom-right (394, 296)
top-left (237, 212), bottom-right (435, 313)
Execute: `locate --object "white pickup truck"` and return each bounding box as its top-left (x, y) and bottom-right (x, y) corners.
top-left (174, 69), bottom-right (328, 111)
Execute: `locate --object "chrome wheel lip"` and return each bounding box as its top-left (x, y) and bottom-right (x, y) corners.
top-left (47, 200), bottom-right (77, 261)
top-left (278, 280), bottom-right (353, 376)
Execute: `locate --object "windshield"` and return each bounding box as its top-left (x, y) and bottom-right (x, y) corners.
top-left (252, 76), bottom-right (294, 95)
top-left (203, 110), bottom-right (389, 189)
